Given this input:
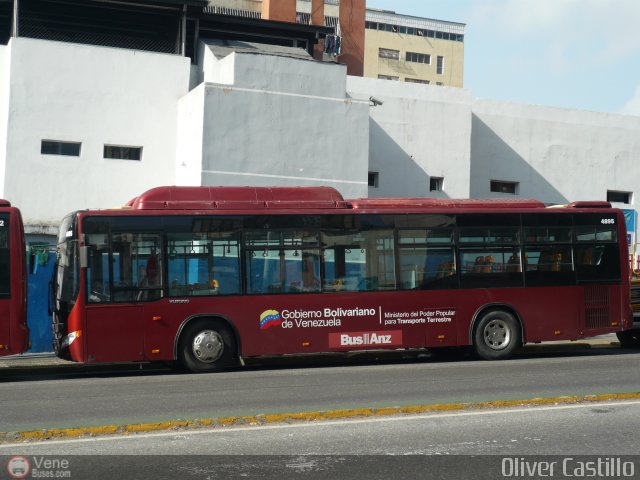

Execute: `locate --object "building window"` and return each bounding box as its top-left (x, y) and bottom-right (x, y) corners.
top-left (405, 78), bottom-right (430, 84)
top-left (104, 145), bottom-right (143, 161)
top-left (379, 48), bottom-right (400, 60)
top-left (607, 190), bottom-right (632, 204)
top-left (364, 22), bottom-right (464, 42)
top-left (491, 180), bottom-right (519, 195)
top-left (41, 140), bottom-right (81, 157)
top-left (406, 52), bottom-right (431, 64)
top-left (430, 177), bottom-right (444, 192)
top-left (368, 172), bottom-right (379, 188)
top-left (436, 82), bottom-right (444, 86)
top-left (378, 75), bottom-right (399, 81)
top-left (436, 56), bottom-right (444, 75)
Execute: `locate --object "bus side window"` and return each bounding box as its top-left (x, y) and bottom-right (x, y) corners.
top-left (523, 245), bottom-right (574, 286)
top-left (576, 244), bottom-right (620, 282)
top-left (85, 229), bottom-right (111, 303)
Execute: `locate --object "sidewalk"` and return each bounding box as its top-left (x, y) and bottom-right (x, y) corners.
top-left (0, 352), bottom-right (78, 372)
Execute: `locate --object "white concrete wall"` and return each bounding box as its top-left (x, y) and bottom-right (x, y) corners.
top-left (183, 42), bottom-right (370, 198)
top-left (4, 38), bottom-right (191, 233)
top-left (471, 100), bottom-right (640, 207)
top-left (198, 83), bottom-right (369, 198)
top-left (201, 47), bottom-right (236, 86)
top-left (201, 44), bottom-right (347, 99)
top-left (230, 52), bottom-right (347, 99)
top-left (175, 84), bottom-right (205, 186)
top-left (0, 44), bottom-right (9, 198)
top-left (4, 34), bottom-right (640, 238)
top-left (347, 77), bottom-right (473, 199)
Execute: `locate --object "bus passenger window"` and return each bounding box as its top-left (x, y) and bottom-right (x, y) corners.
top-left (576, 244), bottom-right (620, 282)
top-left (523, 245), bottom-right (574, 286)
top-left (321, 229), bottom-right (395, 292)
top-left (459, 248), bottom-right (524, 288)
top-left (110, 232), bottom-right (163, 302)
top-left (168, 232), bottom-right (241, 297)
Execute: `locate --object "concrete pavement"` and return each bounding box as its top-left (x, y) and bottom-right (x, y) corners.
top-left (0, 335), bottom-right (622, 375)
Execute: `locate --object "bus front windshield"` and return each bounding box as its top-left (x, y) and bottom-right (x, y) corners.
top-left (55, 215), bottom-right (79, 310)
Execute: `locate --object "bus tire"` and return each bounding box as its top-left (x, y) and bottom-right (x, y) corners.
top-left (473, 310), bottom-right (521, 360)
top-left (616, 329), bottom-right (640, 349)
top-left (178, 320), bottom-right (236, 373)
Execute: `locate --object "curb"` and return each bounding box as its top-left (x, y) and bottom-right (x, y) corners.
top-left (2, 392), bottom-right (639, 444)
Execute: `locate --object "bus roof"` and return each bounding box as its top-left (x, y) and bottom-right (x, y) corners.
top-left (346, 197), bottom-right (547, 209)
top-left (0, 199), bottom-right (11, 207)
top-left (120, 186), bottom-right (613, 213)
top-left (128, 186), bottom-right (348, 210)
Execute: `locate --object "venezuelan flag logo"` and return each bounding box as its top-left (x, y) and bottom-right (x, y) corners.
top-left (259, 310), bottom-right (282, 330)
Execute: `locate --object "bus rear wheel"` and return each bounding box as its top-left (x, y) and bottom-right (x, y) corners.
top-left (473, 310), bottom-right (521, 360)
top-left (179, 321), bottom-right (236, 373)
top-left (617, 329), bottom-right (640, 349)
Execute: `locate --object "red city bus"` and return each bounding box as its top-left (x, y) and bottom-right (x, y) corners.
top-left (0, 200), bottom-right (29, 356)
top-left (51, 186), bottom-right (632, 372)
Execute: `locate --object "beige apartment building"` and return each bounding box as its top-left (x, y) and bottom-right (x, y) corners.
top-left (206, 0), bottom-right (465, 87)
top-left (364, 9), bottom-right (464, 87)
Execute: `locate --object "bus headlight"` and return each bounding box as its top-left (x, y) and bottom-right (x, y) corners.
top-left (61, 330), bottom-right (82, 349)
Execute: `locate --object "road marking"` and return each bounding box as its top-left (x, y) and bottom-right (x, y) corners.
top-left (1, 393), bottom-right (639, 447)
top-left (2, 399), bottom-right (640, 449)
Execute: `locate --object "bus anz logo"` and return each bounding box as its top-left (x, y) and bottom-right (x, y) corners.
top-left (259, 310), bottom-right (282, 330)
top-left (329, 330), bottom-right (403, 349)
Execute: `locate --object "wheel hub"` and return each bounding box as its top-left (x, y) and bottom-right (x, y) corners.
top-left (192, 330), bottom-right (224, 363)
top-left (484, 319), bottom-right (511, 351)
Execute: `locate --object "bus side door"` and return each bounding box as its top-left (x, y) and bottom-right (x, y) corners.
top-left (85, 303), bottom-right (144, 362)
top-left (0, 212), bottom-right (11, 354)
top-left (84, 230), bottom-right (162, 362)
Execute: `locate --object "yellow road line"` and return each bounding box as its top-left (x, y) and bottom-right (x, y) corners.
top-left (2, 392), bottom-right (639, 443)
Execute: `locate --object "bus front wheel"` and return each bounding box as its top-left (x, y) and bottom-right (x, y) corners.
top-left (179, 321), bottom-right (236, 373)
top-left (473, 310), bottom-right (521, 360)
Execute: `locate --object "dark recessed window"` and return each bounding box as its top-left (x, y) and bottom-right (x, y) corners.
top-left (368, 172), bottom-right (379, 188)
top-left (437, 56), bottom-right (444, 75)
top-left (41, 140), bottom-right (81, 157)
top-left (104, 145), bottom-right (142, 161)
top-left (491, 180), bottom-right (519, 195)
top-left (430, 177), bottom-right (444, 192)
top-left (405, 78), bottom-right (430, 84)
top-left (607, 190), bottom-right (632, 204)
top-left (379, 48), bottom-right (400, 60)
top-left (406, 52), bottom-right (431, 64)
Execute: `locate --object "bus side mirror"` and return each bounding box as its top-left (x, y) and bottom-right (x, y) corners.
top-left (79, 246), bottom-right (88, 269)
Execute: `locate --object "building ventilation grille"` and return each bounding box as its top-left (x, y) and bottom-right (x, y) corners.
top-left (204, 6), bottom-right (262, 19)
top-left (18, 0), bottom-right (181, 54)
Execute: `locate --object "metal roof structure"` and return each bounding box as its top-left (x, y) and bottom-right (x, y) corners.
top-left (1, 0), bottom-right (333, 59)
top-left (205, 39), bottom-right (313, 62)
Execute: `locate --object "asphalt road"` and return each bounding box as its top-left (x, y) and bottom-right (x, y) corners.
top-left (1, 400), bottom-right (640, 479)
top-left (1, 348), bottom-right (640, 433)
